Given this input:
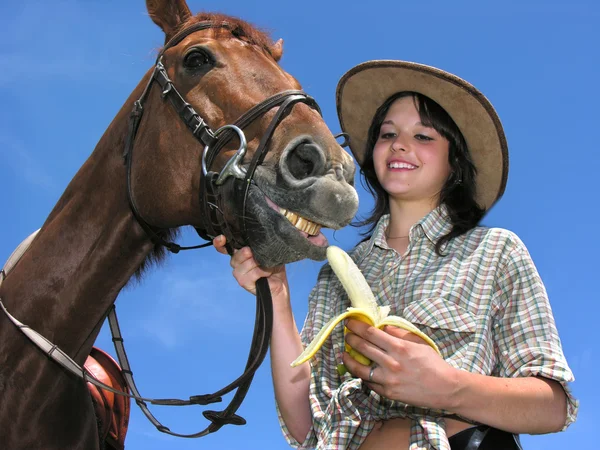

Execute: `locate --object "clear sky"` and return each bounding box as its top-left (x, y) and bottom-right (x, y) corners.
top-left (0, 0), bottom-right (597, 449)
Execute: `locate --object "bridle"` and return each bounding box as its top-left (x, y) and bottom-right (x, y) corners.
top-left (119, 20), bottom-right (323, 437)
top-left (123, 21), bottom-right (321, 254)
top-left (119, 20), bottom-right (322, 436)
top-left (0, 21), bottom-right (324, 440)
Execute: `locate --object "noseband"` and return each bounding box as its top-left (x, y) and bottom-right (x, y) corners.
top-left (118, 21), bottom-right (321, 437)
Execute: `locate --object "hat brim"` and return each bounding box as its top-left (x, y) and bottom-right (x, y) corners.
top-left (336, 60), bottom-right (509, 211)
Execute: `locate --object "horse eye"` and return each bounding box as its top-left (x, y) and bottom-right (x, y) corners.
top-left (183, 49), bottom-right (212, 69)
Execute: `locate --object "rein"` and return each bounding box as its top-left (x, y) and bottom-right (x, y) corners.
top-left (0, 232), bottom-right (268, 438)
top-left (0, 21), bottom-right (323, 440)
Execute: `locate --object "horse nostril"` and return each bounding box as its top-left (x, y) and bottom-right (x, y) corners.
top-left (285, 142), bottom-right (324, 180)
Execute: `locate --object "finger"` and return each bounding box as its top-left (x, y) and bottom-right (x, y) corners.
top-left (231, 259), bottom-right (263, 294)
top-left (345, 331), bottom-right (388, 365)
top-left (345, 319), bottom-right (394, 350)
top-left (346, 319), bottom-right (419, 355)
top-left (342, 352), bottom-right (384, 385)
top-left (383, 325), bottom-right (432, 346)
top-left (237, 258), bottom-right (264, 279)
top-left (345, 318), bottom-right (372, 335)
top-left (231, 246), bottom-right (256, 269)
top-left (212, 235), bottom-right (228, 254)
top-left (234, 250), bottom-right (274, 285)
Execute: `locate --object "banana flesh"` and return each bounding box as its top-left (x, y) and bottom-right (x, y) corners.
top-left (291, 246), bottom-right (440, 369)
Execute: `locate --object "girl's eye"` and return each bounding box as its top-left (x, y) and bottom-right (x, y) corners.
top-left (415, 134), bottom-right (434, 141)
top-left (380, 132), bottom-right (396, 139)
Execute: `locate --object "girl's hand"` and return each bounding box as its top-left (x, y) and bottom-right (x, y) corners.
top-left (213, 235), bottom-right (289, 299)
top-left (342, 319), bottom-right (459, 411)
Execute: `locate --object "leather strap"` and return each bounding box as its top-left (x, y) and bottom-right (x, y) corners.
top-left (0, 263), bottom-right (273, 438)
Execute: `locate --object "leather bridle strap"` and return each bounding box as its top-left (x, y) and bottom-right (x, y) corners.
top-left (122, 60), bottom-right (216, 254)
top-left (239, 94), bottom-right (318, 239)
top-left (197, 90), bottom-right (320, 252)
top-left (200, 92), bottom-right (319, 250)
top-left (202, 89), bottom-right (320, 170)
top-left (121, 21), bottom-right (229, 253)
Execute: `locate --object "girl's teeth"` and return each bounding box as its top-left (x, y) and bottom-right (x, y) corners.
top-left (389, 162), bottom-right (416, 169)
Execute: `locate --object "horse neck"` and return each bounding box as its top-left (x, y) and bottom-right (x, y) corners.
top-left (0, 76), bottom-right (155, 364)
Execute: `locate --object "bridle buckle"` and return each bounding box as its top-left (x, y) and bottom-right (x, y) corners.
top-left (201, 125), bottom-right (248, 185)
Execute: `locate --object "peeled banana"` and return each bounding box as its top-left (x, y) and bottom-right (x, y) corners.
top-left (290, 246), bottom-right (440, 372)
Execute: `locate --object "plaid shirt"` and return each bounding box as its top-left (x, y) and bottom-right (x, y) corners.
top-left (278, 206), bottom-right (578, 449)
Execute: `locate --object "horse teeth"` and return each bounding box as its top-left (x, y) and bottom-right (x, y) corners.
top-left (279, 207), bottom-right (321, 235)
top-left (296, 219), bottom-right (320, 235)
top-left (296, 217), bottom-right (307, 230)
top-left (286, 211), bottom-right (298, 225)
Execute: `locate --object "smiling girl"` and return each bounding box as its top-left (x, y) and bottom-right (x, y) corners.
top-left (214, 60), bottom-right (577, 449)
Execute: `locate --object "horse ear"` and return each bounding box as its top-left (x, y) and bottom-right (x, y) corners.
top-left (146, 0), bottom-right (193, 43)
top-left (271, 38), bottom-right (284, 62)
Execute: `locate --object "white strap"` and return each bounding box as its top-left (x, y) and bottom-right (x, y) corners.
top-left (2, 229), bottom-right (40, 278)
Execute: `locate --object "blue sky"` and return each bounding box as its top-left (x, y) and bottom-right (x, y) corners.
top-left (0, 0), bottom-right (597, 449)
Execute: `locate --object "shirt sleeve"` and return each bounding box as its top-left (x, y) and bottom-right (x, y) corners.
top-left (276, 406), bottom-right (317, 449)
top-left (492, 234), bottom-right (578, 430)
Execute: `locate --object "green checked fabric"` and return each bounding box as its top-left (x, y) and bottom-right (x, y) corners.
top-left (278, 206), bottom-right (578, 450)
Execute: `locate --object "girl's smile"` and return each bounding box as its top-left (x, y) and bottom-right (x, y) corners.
top-left (373, 96), bottom-right (451, 205)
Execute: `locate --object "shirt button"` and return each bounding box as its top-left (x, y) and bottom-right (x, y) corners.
top-left (502, 351), bottom-right (508, 356)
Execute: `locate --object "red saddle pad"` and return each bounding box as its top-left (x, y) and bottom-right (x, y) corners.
top-left (84, 347), bottom-right (131, 450)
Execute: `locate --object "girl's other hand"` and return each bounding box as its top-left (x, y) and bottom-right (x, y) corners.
top-left (342, 319), bottom-right (458, 411)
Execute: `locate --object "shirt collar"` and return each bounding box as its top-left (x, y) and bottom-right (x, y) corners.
top-left (419, 204), bottom-right (453, 244)
top-left (368, 205), bottom-right (453, 251)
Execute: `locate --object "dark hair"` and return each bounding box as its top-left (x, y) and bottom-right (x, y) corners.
top-left (355, 91), bottom-right (485, 255)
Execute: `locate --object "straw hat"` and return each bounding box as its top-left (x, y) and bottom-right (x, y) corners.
top-left (336, 60), bottom-right (509, 210)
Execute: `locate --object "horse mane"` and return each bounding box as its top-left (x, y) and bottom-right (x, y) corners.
top-left (132, 228), bottom-right (179, 281)
top-left (179, 12), bottom-right (277, 57)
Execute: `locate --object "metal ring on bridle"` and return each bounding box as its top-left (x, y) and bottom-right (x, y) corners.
top-left (201, 124), bottom-right (248, 185)
top-left (334, 132), bottom-right (350, 148)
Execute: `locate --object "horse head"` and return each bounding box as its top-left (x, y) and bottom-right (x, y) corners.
top-left (130, 0), bottom-right (358, 267)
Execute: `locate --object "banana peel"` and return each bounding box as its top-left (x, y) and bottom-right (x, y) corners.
top-left (290, 246), bottom-right (441, 375)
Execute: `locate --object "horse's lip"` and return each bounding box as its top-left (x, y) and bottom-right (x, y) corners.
top-left (264, 196), bottom-right (324, 237)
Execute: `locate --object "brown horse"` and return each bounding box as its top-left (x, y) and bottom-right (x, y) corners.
top-left (0, 1), bottom-right (358, 449)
